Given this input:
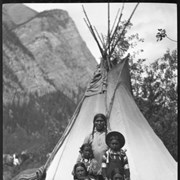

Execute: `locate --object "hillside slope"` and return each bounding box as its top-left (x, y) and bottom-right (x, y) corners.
top-left (3, 4), bottom-right (97, 178)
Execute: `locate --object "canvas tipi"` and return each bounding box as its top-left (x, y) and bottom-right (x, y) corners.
top-left (40, 3), bottom-right (177, 180)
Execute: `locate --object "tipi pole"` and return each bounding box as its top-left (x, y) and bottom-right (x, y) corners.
top-left (107, 2), bottom-right (110, 50)
top-left (107, 2), bottom-right (111, 70)
top-left (82, 5), bottom-right (104, 57)
top-left (110, 3), bottom-right (124, 45)
top-left (83, 18), bottom-right (104, 57)
top-left (105, 3), bottom-right (124, 61)
top-left (110, 3), bottom-right (139, 56)
top-left (94, 26), bottom-right (106, 49)
top-left (110, 8), bottom-right (120, 37)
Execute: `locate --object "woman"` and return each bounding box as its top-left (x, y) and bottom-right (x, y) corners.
top-left (83, 113), bottom-right (109, 179)
top-left (73, 162), bottom-right (96, 180)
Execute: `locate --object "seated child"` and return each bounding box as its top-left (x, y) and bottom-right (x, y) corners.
top-left (73, 162), bottom-right (96, 180)
top-left (101, 131), bottom-right (130, 180)
top-left (76, 143), bottom-right (99, 177)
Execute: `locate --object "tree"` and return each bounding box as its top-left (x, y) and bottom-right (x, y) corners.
top-left (156, 29), bottom-right (177, 42)
top-left (129, 50), bottom-right (177, 160)
top-left (100, 15), bottom-right (177, 159)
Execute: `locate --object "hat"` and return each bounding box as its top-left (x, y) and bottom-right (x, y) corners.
top-left (106, 131), bottom-right (125, 148)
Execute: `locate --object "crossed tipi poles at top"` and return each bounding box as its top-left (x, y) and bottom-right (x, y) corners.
top-left (41, 3), bottom-right (140, 176)
top-left (82, 3), bottom-right (139, 71)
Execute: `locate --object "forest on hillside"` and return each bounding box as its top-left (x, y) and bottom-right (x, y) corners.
top-left (110, 21), bottom-right (177, 161)
top-left (130, 49), bottom-right (177, 160)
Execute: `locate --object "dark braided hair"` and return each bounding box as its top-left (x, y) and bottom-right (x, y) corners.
top-left (73, 162), bottom-right (88, 179)
top-left (91, 113), bottom-right (108, 139)
top-left (79, 143), bottom-right (94, 159)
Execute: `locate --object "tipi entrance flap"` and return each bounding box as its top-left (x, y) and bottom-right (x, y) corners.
top-left (106, 57), bottom-right (132, 107)
top-left (85, 66), bottom-right (107, 97)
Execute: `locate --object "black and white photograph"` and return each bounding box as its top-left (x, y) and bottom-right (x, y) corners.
top-left (2, 2), bottom-right (177, 180)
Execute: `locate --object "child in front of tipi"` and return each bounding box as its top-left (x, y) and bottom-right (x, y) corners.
top-left (101, 131), bottom-right (130, 180)
top-left (76, 143), bottom-right (99, 178)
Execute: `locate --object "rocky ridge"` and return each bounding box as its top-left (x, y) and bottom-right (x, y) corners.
top-left (3, 4), bottom-right (97, 177)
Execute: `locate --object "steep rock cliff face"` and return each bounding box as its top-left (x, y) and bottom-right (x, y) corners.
top-left (3, 4), bottom-right (97, 174)
top-left (3, 6), bottom-right (97, 106)
top-left (12, 9), bottom-right (96, 101)
top-left (3, 4), bottom-right (38, 29)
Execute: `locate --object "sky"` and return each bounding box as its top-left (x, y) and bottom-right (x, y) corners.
top-left (24, 3), bottom-right (177, 64)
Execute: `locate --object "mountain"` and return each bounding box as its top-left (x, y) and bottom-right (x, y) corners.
top-left (3, 3), bottom-right (38, 29)
top-left (3, 4), bottom-right (97, 177)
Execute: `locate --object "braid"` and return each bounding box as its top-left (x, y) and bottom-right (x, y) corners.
top-left (105, 124), bottom-right (108, 135)
top-left (92, 113), bottom-right (107, 140)
top-left (92, 113), bottom-right (107, 137)
top-left (104, 119), bottom-right (108, 135)
top-left (91, 124), bottom-right (95, 140)
top-left (79, 143), bottom-right (94, 159)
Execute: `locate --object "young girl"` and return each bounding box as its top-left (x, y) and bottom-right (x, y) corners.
top-left (101, 131), bottom-right (130, 180)
top-left (76, 143), bottom-right (99, 177)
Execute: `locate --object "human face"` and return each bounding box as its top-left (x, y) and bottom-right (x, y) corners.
top-left (82, 146), bottom-right (91, 159)
top-left (75, 166), bottom-right (86, 179)
top-left (94, 117), bottom-right (105, 132)
top-left (113, 173), bottom-right (123, 180)
top-left (109, 139), bottom-right (120, 151)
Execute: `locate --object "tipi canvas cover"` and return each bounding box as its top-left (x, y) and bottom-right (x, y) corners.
top-left (43, 58), bottom-right (177, 180)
